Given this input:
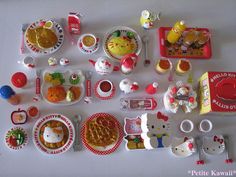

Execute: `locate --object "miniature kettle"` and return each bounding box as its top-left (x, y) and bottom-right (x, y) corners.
top-left (120, 53), bottom-right (139, 75)
top-left (89, 56), bottom-right (119, 75)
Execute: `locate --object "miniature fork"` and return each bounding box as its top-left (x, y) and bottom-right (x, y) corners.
top-left (73, 114), bottom-right (82, 151)
top-left (224, 136), bottom-right (233, 164)
top-left (142, 34), bottom-right (150, 67)
top-left (196, 137), bottom-right (205, 165)
top-left (20, 23), bottom-right (28, 54)
top-left (84, 71), bottom-right (93, 103)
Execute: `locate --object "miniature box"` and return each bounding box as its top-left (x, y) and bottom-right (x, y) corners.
top-left (199, 71), bottom-right (236, 115)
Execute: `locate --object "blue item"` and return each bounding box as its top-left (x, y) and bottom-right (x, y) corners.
top-left (157, 137), bottom-right (164, 148)
top-left (0, 85), bottom-right (15, 99)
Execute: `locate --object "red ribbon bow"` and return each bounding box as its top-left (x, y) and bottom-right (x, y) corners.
top-left (213, 136), bottom-right (224, 144)
top-left (157, 112), bottom-right (168, 122)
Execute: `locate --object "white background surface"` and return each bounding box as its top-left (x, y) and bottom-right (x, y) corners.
top-left (0, 0), bottom-right (236, 177)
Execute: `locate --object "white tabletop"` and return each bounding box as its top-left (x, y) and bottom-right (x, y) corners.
top-left (0, 0), bottom-right (236, 177)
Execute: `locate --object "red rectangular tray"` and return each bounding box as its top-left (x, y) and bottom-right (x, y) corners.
top-left (158, 27), bottom-right (212, 59)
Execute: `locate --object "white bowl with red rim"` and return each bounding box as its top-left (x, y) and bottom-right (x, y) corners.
top-left (81, 112), bottom-right (123, 155)
top-left (33, 113), bottom-right (75, 155)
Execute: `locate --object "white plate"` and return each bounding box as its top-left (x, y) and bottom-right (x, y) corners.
top-left (41, 68), bottom-right (85, 106)
top-left (33, 114), bottom-right (75, 155)
top-left (25, 19), bottom-right (64, 56)
top-left (202, 135), bottom-right (225, 155)
top-left (103, 26), bottom-right (142, 62)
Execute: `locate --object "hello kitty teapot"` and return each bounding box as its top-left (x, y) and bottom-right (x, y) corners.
top-left (89, 56), bottom-right (120, 75)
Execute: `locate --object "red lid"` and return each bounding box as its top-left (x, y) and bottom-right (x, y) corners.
top-left (11, 72), bottom-right (27, 88)
top-left (123, 58), bottom-right (134, 68)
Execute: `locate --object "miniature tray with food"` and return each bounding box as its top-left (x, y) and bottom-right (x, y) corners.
top-left (103, 26), bottom-right (142, 61)
top-left (158, 27), bottom-right (212, 59)
top-left (25, 19), bottom-right (64, 55)
top-left (41, 69), bottom-right (85, 105)
top-left (81, 113), bottom-right (123, 155)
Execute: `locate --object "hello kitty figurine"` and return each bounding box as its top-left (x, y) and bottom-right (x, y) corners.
top-left (43, 126), bottom-right (64, 143)
top-left (141, 112), bottom-right (171, 150)
top-left (89, 56), bottom-right (119, 75)
top-left (171, 137), bottom-right (196, 157)
top-left (119, 78), bottom-right (139, 94)
top-left (203, 135), bottom-right (225, 155)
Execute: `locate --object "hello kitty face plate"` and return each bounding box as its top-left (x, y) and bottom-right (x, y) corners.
top-left (171, 137), bottom-right (196, 157)
top-left (33, 114), bottom-right (75, 155)
top-left (202, 135), bottom-right (225, 155)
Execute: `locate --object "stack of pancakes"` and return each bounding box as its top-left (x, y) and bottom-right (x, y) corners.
top-left (26, 26), bottom-right (58, 49)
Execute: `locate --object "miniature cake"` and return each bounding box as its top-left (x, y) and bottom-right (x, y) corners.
top-left (163, 81), bottom-right (198, 113)
top-left (175, 59), bottom-right (191, 75)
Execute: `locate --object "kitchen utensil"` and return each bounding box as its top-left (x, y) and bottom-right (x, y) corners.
top-left (73, 114), bottom-right (82, 151)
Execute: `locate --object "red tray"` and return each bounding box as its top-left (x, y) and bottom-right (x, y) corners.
top-left (158, 27), bottom-right (212, 59)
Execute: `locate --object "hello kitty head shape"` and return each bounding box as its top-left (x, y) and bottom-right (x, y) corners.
top-left (43, 126), bottom-right (64, 143)
top-left (141, 112), bottom-right (170, 135)
top-left (203, 135), bottom-right (225, 155)
top-left (171, 137), bottom-right (196, 157)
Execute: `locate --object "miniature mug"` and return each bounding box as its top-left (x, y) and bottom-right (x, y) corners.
top-left (18, 56), bottom-right (35, 69)
top-left (97, 80), bottom-right (113, 97)
top-left (81, 34), bottom-right (97, 50)
top-left (180, 119), bottom-right (194, 133)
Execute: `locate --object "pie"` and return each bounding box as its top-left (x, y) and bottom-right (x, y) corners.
top-left (85, 116), bottom-right (119, 147)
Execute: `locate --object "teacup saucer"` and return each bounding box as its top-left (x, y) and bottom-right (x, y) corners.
top-left (94, 80), bottom-right (116, 100)
top-left (77, 36), bottom-right (100, 54)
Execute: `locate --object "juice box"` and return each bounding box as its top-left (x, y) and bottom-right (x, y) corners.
top-left (199, 71), bottom-right (236, 115)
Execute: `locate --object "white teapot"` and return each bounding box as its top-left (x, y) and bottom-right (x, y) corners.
top-left (89, 56), bottom-right (119, 75)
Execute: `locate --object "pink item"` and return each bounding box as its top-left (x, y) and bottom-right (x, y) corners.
top-left (145, 82), bottom-right (158, 94)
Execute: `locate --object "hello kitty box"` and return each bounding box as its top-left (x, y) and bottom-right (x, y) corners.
top-left (199, 72), bottom-right (236, 115)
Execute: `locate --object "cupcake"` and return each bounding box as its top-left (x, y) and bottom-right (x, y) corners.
top-left (175, 59), bottom-right (191, 75)
top-left (69, 73), bottom-right (80, 85)
top-left (155, 58), bottom-right (172, 74)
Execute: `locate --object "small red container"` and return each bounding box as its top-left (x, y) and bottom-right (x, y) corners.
top-left (11, 72), bottom-right (27, 88)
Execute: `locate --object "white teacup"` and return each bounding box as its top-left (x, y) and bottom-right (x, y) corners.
top-left (97, 80), bottom-right (113, 97)
top-left (18, 56), bottom-right (35, 69)
top-left (81, 34), bottom-right (97, 50)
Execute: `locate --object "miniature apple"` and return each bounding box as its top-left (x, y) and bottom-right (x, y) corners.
top-left (11, 108), bottom-right (28, 125)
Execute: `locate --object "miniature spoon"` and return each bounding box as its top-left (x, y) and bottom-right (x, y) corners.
top-left (73, 114), bottom-right (82, 151)
top-left (142, 34), bottom-right (150, 66)
top-left (187, 70), bottom-right (194, 84)
top-left (195, 137), bottom-right (205, 165)
top-left (224, 136), bottom-right (233, 164)
top-left (168, 67), bottom-right (174, 82)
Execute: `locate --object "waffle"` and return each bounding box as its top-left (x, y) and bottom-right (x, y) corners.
top-left (85, 116), bottom-right (119, 147)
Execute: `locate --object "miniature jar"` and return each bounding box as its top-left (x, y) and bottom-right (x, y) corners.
top-left (0, 85), bottom-right (21, 105)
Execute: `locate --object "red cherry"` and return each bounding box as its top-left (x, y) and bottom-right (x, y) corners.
top-left (171, 87), bottom-right (177, 94)
top-left (169, 97), bottom-right (175, 103)
top-left (189, 97), bottom-right (195, 103)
